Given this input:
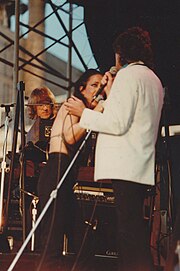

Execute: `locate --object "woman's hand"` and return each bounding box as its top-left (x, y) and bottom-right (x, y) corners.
top-left (64, 96), bottom-right (86, 117)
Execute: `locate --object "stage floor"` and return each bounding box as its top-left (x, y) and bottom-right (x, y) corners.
top-left (0, 239), bottom-right (164, 271)
top-left (0, 252), bottom-right (119, 271)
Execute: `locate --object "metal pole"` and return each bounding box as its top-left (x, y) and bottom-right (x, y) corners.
top-left (30, 197), bottom-right (38, 251)
top-left (13, 0), bottom-right (20, 103)
top-left (0, 107), bottom-right (11, 230)
top-left (67, 2), bottom-right (73, 98)
top-left (18, 81), bottom-right (26, 242)
top-left (10, 0), bottom-right (20, 181)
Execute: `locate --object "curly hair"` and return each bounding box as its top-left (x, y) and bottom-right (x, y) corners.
top-left (27, 87), bottom-right (56, 119)
top-left (113, 27), bottom-right (154, 69)
top-left (73, 69), bottom-right (102, 106)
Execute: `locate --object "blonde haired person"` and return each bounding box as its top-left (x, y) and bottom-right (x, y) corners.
top-left (26, 87), bottom-right (57, 150)
top-left (27, 86), bottom-right (56, 120)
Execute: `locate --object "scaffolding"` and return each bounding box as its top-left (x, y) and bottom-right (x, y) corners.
top-left (0, 0), bottom-right (97, 243)
top-left (0, 0), bottom-right (97, 101)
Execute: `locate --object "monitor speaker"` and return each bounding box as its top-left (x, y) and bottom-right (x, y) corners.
top-left (73, 200), bottom-right (118, 258)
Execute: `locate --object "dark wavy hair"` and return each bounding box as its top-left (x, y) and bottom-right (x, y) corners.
top-left (73, 69), bottom-right (102, 107)
top-left (113, 27), bottom-right (154, 69)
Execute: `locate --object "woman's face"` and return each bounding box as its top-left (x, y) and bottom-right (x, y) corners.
top-left (81, 74), bottom-right (103, 107)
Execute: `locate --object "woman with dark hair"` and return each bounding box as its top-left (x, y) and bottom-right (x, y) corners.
top-left (73, 69), bottom-right (104, 106)
top-left (37, 69), bottom-right (103, 268)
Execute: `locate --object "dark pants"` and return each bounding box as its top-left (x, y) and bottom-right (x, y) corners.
top-left (111, 180), bottom-right (154, 271)
top-left (37, 153), bottom-right (77, 258)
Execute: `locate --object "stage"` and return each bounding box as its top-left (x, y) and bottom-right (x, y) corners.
top-left (0, 249), bottom-right (163, 271)
top-left (0, 249), bottom-right (118, 271)
top-left (0, 175), bottom-right (167, 271)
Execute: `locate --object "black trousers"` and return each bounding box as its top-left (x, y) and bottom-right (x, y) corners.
top-left (111, 180), bottom-right (154, 271)
top-left (37, 153), bottom-right (77, 257)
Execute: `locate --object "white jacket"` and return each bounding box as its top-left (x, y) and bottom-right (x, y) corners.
top-left (80, 63), bottom-right (164, 185)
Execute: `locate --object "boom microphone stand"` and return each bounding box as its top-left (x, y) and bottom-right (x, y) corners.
top-left (20, 188), bottom-right (39, 251)
top-left (0, 104), bottom-right (14, 232)
top-left (7, 129), bottom-right (92, 271)
top-left (4, 81), bottom-right (26, 241)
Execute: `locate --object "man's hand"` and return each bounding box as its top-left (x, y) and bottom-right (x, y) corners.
top-left (64, 96), bottom-right (86, 117)
top-left (101, 71), bottom-right (114, 97)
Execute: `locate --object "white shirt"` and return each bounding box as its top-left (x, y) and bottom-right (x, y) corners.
top-left (80, 63), bottom-right (164, 185)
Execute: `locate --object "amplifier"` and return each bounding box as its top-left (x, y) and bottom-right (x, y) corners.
top-left (73, 181), bottom-right (115, 205)
top-left (74, 167), bottom-right (115, 205)
top-left (73, 179), bottom-right (118, 258)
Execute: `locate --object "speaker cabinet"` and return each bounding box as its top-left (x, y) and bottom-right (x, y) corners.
top-left (73, 198), bottom-right (118, 258)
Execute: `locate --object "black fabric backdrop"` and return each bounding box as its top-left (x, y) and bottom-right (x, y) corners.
top-left (70, 0), bottom-right (180, 219)
top-left (71, 0), bottom-right (180, 124)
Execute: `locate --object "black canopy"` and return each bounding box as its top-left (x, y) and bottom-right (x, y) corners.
top-left (70, 0), bottom-right (180, 124)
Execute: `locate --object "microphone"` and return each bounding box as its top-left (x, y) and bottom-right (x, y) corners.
top-left (0, 103), bottom-right (15, 114)
top-left (94, 94), bottom-right (104, 102)
top-left (91, 66), bottom-right (117, 102)
top-left (0, 103), bottom-right (15, 108)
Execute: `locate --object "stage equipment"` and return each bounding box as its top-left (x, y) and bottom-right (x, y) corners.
top-left (7, 129), bottom-right (93, 271)
top-left (0, 104), bottom-right (14, 231)
top-left (73, 177), bottom-right (156, 259)
top-left (153, 87), bottom-right (180, 264)
top-left (74, 180), bottom-right (114, 205)
top-left (4, 81), bottom-right (27, 242)
top-left (0, 104), bottom-right (14, 252)
top-left (20, 189), bottom-right (39, 251)
top-left (31, 196), bottom-right (39, 252)
top-left (73, 179), bottom-right (117, 258)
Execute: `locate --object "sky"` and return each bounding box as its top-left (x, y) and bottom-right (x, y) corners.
top-left (0, 0), bottom-right (98, 157)
top-left (10, 0), bottom-right (98, 71)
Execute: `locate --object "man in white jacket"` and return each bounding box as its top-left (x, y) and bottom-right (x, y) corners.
top-left (65, 27), bottom-right (164, 271)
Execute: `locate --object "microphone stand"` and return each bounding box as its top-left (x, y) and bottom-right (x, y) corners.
top-left (0, 118), bottom-right (12, 129)
top-left (7, 129), bottom-right (92, 271)
top-left (31, 196), bottom-right (39, 252)
top-left (20, 188), bottom-right (39, 252)
top-left (4, 81), bottom-right (26, 242)
top-left (0, 104), bottom-right (13, 232)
